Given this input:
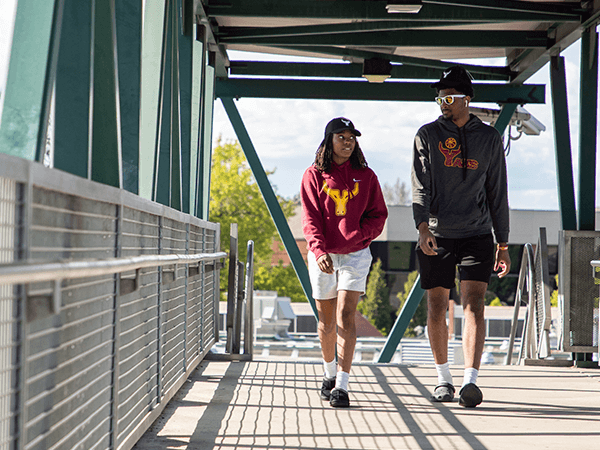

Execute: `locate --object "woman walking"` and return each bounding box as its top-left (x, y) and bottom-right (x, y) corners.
top-left (301, 117), bottom-right (388, 407)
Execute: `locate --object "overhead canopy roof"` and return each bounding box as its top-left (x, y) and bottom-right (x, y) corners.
top-left (196, 0), bottom-right (600, 104)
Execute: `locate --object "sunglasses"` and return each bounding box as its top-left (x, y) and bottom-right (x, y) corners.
top-left (435, 94), bottom-right (467, 105)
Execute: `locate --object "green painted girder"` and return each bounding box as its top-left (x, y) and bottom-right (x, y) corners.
top-left (378, 276), bottom-right (425, 363)
top-left (219, 30), bottom-right (550, 49)
top-left (577, 28), bottom-right (598, 231)
top-left (425, 0), bottom-right (583, 16)
top-left (54, 0), bottom-right (91, 178)
top-left (0, 0), bottom-right (64, 162)
top-left (229, 61), bottom-right (510, 81)
top-left (205, 0), bottom-right (581, 23)
top-left (216, 78), bottom-right (545, 104)
top-left (271, 45), bottom-right (513, 77)
top-left (217, 20), bottom-right (475, 40)
top-left (550, 56), bottom-right (577, 231)
top-left (91, 0), bottom-right (123, 189)
top-left (220, 97), bottom-right (318, 318)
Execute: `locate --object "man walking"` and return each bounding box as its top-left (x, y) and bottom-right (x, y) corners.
top-left (411, 65), bottom-right (511, 407)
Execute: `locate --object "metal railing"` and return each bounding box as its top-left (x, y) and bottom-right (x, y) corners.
top-left (0, 153), bottom-right (226, 450)
top-left (505, 228), bottom-right (552, 364)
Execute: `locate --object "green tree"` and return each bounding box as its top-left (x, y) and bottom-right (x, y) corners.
top-left (396, 270), bottom-right (428, 337)
top-left (209, 139), bottom-right (296, 296)
top-left (358, 259), bottom-right (394, 336)
top-left (253, 263), bottom-right (306, 303)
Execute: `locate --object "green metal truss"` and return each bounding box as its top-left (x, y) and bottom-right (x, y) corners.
top-left (204, 0), bottom-right (582, 22)
top-left (216, 78), bottom-right (545, 104)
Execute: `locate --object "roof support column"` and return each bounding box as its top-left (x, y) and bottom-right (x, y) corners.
top-left (577, 27), bottom-right (599, 231)
top-left (220, 97), bottom-right (318, 318)
top-left (550, 55), bottom-right (577, 230)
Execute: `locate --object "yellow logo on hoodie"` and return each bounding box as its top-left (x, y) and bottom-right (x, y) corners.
top-left (322, 180), bottom-right (359, 216)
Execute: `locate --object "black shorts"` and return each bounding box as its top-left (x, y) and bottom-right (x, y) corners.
top-left (416, 234), bottom-right (495, 290)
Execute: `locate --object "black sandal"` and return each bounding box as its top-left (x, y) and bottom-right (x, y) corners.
top-left (430, 382), bottom-right (455, 402)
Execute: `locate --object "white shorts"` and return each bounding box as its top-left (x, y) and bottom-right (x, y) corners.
top-left (307, 247), bottom-right (373, 300)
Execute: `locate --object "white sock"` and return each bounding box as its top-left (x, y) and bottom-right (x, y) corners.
top-left (462, 368), bottom-right (479, 387)
top-left (435, 362), bottom-right (453, 386)
top-left (323, 359), bottom-right (337, 379)
top-left (335, 371), bottom-right (349, 392)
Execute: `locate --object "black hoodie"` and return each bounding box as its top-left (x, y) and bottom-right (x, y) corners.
top-left (411, 114), bottom-right (509, 243)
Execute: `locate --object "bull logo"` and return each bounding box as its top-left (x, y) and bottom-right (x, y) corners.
top-left (438, 141), bottom-right (478, 170)
top-left (322, 180), bottom-right (359, 216)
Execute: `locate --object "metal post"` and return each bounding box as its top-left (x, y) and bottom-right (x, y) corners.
top-left (226, 224), bottom-right (238, 353)
top-left (577, 27), bottom-right (599, 231)
top-left (493, 103), bottom-right (518, 135)
top-left (549, 55), bottom-right (577, 231)
top-left (244, 241), bottom-right (255, 357)
top-left (233, 260), bottom-right (244, 354)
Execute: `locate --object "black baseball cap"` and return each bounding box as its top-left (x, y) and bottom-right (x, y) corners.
top-left (324, 117), bottom-right (361, 138)
top-left (430, 65), bottom-right (474, 98)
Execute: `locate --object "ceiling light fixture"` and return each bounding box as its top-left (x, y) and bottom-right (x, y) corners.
top-left (386, 1), bottom-right (423, 13)
top-left (362, 58), bottom-right (393, 83)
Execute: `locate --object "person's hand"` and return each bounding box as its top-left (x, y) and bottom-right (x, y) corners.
top-left (494, 244), bottom-right (511, 278)
top-left (417, 222), bottom-right (438, 256)
top-left (317, 254), bottom-right (334, 274)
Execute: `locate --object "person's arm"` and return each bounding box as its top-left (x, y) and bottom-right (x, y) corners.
top-left (485, 132), bottom-right (511, 276)
top-left (359, 173), bottom-right (388, 241)
top-left (411, 132), bottom-right (432, 232)
top-left (300, 169), bottom-right (327, 261)
top-left (417, 221), bottom-right (438, 256)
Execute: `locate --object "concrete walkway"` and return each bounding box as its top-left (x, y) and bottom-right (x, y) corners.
top-left (133, 359), bottom-right (600, 450)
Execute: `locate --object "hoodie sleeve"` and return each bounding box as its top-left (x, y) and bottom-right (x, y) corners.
top-left (359, 172), bottom-right (388, 242)
top-left (411, 129), bottom-right (432, 229)
top-left (485, 131), bottom-right (510, 243)
top-left (300, 167), bottom-right (327, 260)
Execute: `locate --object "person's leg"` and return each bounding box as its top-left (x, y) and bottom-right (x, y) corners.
top-left (460, 280), bottom-right (487, 371)
top-left (426, 287), bottom-right (451, 366)
top-left (315, 298), bottom-right (338, 366)
top-left (335, 290), bottom-right (361, 374)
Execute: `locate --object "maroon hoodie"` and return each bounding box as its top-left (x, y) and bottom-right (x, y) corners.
top-left (301, 160), bottom-right (388, 260)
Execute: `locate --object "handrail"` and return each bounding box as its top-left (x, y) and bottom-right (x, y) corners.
top-left (0, 251), bottom-right (227, 285)
top-left (505, 243), bottom-right (535, 365)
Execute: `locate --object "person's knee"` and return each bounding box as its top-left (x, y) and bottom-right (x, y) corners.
top-left (318, 318), bottom-right (336, 335)
top-left (337, 307), bottom-right (356, 330)
top-left (463, 295), bottom-right (485, 318)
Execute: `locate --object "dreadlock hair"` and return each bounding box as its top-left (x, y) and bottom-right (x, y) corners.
top-left (313, 133), bottom-right (368, 173)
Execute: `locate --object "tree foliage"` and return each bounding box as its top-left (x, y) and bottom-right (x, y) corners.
top-left (209, 139), bottom-right (296, 298)
top-left (358, 259), bottom-right (394, 336)
top-left (396, 270), bottom-right (428, 337)
top-left (253, 263), bottom-right (306, 302)
top-left (209, 138), bottom-right (295, 265)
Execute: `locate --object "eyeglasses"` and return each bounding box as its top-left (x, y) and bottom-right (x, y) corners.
top-left (435, 94), bottom-right (467, 105)
top-left (335, 134), bottom-right (356, 142)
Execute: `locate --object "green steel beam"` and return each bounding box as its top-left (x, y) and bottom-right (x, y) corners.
top-left (0, 0), bottom-right (64, 161)
top-left (153, 0), bottom-right (173, 206)
top-left (219, 30), bottom-right (549, 49)
top-left (205, 0), bottom-right (581, 22)
top-left (217, 20), bottom-right (474, 40)
top-left (550, 56), bottom-right (577, 231)
top-left (91, 0), bottom-right (122, 188)
top-left (493, 103), bottom-right (519, 134)
top-left (198, 61), bottom-right (215, 220)
top-left (54, 0), bottom-right (91, 178)
top-left (178, 0), bottom-right (194, 213)
top-left (268, 45), bottom-right (513, 77)
top-left (228, 61), bottom-right (510, 81)
top-left (378, 276), bottom-right (425, 363)
top-left (115, 0), bottom-right (142, 194)
top-left (216, 78), bottom-right (545, 104)
top-left (423, 0), bottom-right (583, 16)
top-left (220, 97), bottom-right (318, 318)
top-left (577, 28), bottom-right (599, 231)
top-left (169, 0), bottom-right (182, 211)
